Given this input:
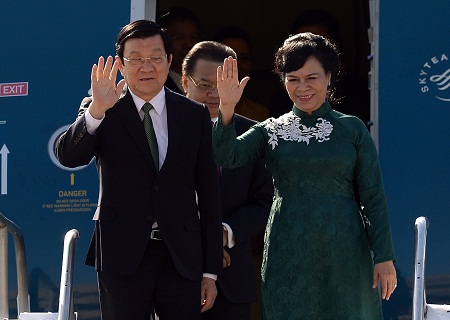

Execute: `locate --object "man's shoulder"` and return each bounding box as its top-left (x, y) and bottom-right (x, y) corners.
top-left (234, 113), bottom-right (258, 132)
top-left (165, 87), bottom-right (203, 107)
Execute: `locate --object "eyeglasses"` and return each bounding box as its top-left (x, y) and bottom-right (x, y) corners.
top-left (123, 56), bottom-right (166, 67)
top-left (188, 76), bottom-right (216, 92)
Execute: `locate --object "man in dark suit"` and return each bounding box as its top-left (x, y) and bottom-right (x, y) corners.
top-left (181, 41), bottom-right (274, 320)
top-left (54, 20), bottom-right (222, 320)
top-left (157, 6), bottom-right (202, 94)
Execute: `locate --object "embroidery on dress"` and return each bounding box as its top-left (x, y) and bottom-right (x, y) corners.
top-left (265, 112), bottom-right (333, 149)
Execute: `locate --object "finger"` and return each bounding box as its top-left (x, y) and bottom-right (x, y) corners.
top-left (200, 291), bottom-right (210, 312)
top-left (372, 271), bottom-right (379, 289)
top-left (91, 64), bottom-right (98, 83)
top-left (239, 76), bottom-right (251, 90)
top-left (201, 296), bottom-right (214, 312)
top-left (386, 282), bottom-right (397, 300)
top-left (387, 281), bottom-right (397, 300)
top-left (226, 57), bottom-right (231, 78)
top-left (200, 300), bottom-right (212, 312)
top-left (116, 79), bottom-right (126, 96)
top-left (109, 57), bottom-right (120, 83)
top-left (384, 283), bottom-right (394, 300)
top-left (225, 255), bottom-right (231, 267)
top-left (225, 57), bottom-right (232, 79)
top-left (385, 291), bottom-right (392, 300)
top-left (232, 58), bottom-right (238, 79)
top-left (223, 250), bottom-right (231, 267)
top-left (200, 289), bottom-right (206, 307)
top-left (222, 251), bottom-right (227, 268)
top-left (217, 65), bottom-right (223, 82)
top-left (380, 280), bottom-right (388, 300)
top-left (103, 56), bottom-right (113, 79)
top-left (223, 58), bottom-right (229, 79)
top-left (97, 56), bottom-right (105, 79)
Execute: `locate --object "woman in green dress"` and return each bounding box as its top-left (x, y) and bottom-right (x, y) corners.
top-left (213, 32), bottom-right (397, 319)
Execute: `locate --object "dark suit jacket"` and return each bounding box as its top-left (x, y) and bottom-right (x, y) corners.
top-left (164, 74), bottom-right (183, 95)
top-left (54, 88), bottom-right (223, 281)
top-left (218, 114), bottom-right (274, 304)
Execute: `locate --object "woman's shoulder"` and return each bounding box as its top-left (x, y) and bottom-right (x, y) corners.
top-left (328, 109), bottom-right (371, 144)
top-left (330, 109), bottom-right (367, 130)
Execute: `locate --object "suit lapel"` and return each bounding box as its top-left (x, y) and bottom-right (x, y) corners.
top-left (114, 91), bottom-right (155, 171)
top-left (160, 89), bottom-right (183, 175)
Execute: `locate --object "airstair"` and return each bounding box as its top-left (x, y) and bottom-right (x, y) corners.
top-left (413, 216), bottom-right (450, 319)
top-left (0, 211), bottom-right (79, 320)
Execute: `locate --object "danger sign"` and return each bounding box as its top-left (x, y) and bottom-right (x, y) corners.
top-left (0, 82), bottom-right (28, 97)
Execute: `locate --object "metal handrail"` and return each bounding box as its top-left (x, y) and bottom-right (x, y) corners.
top-left (0, 211), bottom-right (30, 319)
top-left (412, 216), bottom-right (429, 320)
top-left (57, 229), bottom-right (79, 320)
top-left (1, 218), bottom-right (8, 320)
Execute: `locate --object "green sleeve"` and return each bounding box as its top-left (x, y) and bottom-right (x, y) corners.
top-left (212, 112), bottom-right (267, 169)
top-left (356, 128), bottom-right (396, 263)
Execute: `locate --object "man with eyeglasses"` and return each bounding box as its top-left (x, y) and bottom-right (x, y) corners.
top-left (157, 6), bottom-right (203, 94)
top-left (181, 41), bottom-right (274, 320)
top-left (54, 20), bottom-right (222, 320)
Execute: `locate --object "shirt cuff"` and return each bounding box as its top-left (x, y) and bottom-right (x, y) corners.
top-left (85, 107), bottom-right (104, 135)
top-left (222, 222), bottom-right (235, 248)
top-left (203, 273), bottom-right (217, 281)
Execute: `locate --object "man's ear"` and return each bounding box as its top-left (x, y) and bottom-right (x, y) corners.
top-left (181, 74), bottom-right (189, 94)
top-left (167, 54), bottom-right (173, 68)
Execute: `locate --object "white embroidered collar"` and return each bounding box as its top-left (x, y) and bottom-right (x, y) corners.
top-left (264, 111), bottom-right (333, 150)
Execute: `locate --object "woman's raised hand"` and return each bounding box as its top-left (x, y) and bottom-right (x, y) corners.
top-left (217, 56), bottom-right (250, 126)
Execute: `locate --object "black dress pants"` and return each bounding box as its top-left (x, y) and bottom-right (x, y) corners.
top-left (98, 239), bottom-right (201, 320)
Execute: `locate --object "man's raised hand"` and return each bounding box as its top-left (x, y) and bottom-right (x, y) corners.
top-left (89, 56), bottom-right (126, 119)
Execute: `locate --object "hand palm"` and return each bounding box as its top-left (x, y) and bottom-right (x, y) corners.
top-left (91, 56), bottom-right (125, 113)
top-left (217, 57), bottom-right (249, 109)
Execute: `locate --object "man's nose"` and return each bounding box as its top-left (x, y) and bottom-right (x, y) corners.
top-left (208, 87), bottom-right (219, 97)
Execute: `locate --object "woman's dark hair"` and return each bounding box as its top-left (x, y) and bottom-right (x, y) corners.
top-left (115, 20), bottom-right (172, 62)
top-left (274, 32), bottom-right (340, 100)
top-left (182, 41), bottom-right (236, 76)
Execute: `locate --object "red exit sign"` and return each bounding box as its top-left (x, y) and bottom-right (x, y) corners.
top-left (0, 82), bottom-right (28, 97)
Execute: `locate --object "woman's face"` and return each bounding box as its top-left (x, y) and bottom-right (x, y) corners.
top-left (284, 56), bottom-right (331, 115)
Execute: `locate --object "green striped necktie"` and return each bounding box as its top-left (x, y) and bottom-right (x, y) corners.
top-left (142, 103), bottom-right (159, 172)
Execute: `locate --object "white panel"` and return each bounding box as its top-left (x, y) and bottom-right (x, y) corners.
top-left (130, 0), bottom-right (145, 22)
top-left (130, 0), bottom-right (157, 22)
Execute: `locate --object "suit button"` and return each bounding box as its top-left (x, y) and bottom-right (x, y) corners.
top-left (147, 215), bottom-right (153, 221)
top-left (153, 186), bottom-right (159, 191)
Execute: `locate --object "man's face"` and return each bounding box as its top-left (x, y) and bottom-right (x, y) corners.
top-left (166, 20), bottom-right (201, 72)
top-left (119, 35), bottom-right (172, 101)
top-left (182, 59), bottom-right (220, 118)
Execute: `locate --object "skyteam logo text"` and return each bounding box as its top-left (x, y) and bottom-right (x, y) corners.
top-left (419, 53), bottom-right (450, 102)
